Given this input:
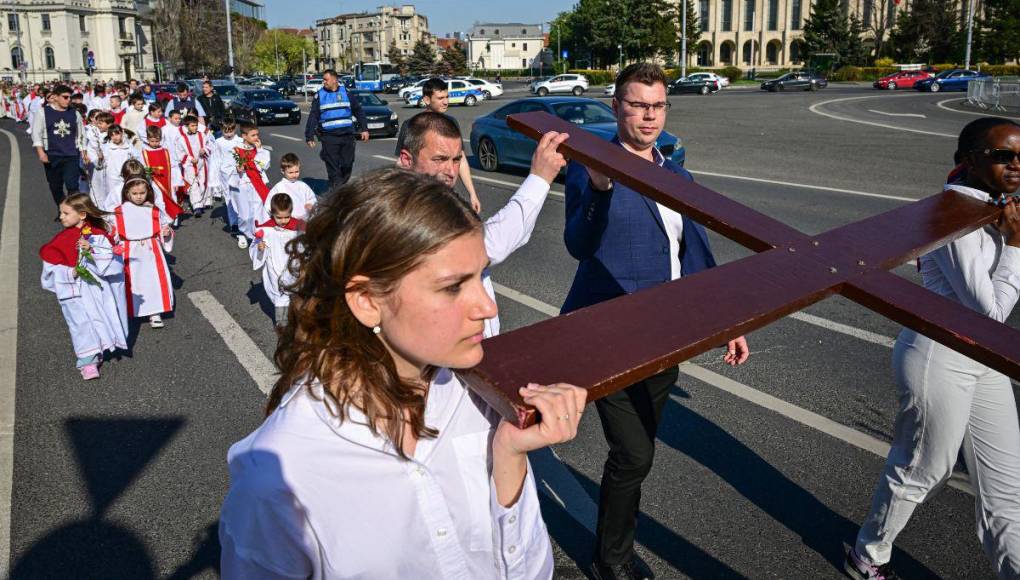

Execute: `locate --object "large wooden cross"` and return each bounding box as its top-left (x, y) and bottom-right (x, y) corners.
top-left (463, 111), bottom-right (1020, 428)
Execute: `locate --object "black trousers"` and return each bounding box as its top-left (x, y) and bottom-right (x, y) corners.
top-left (43, 155), bottom-right (80, 206)
top-left (594, 366), bottom-right (680, 565)
top-left (319, 133), bottom-right (356, 189)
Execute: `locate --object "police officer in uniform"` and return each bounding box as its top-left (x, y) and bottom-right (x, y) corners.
top-left (30, 84), bottom-right (85, 211)
top-left (304, 69), bottom-right (368, 188)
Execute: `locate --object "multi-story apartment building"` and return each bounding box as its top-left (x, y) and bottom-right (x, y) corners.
top-left (465, 23), bottom-right (545, 70)
top-left (0, 0), bottom-right (157, 83)
top-left (316, 5), bottom-right (431, 71)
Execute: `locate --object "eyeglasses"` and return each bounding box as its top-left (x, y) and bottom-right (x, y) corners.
top-left (619, 99), bottom-right (671, 114)
top-left (976, 148), bottom-right (1020, 165)
top-left (57, 94), bottom-right (71, 100)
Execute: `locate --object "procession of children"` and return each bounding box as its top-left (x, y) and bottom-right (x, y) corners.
top-left (14, 81), bottom-right (314, 380)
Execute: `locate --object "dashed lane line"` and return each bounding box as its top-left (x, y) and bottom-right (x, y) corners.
top-left (188, 291), bottom-right (277, 395)
top-left (269, 133), bottom-right (303, 142)
top-left (809, 95), bottom-right (956, 138)
top-left (491, 282), bottom-right (972, 495)
top-left (0, 126), bottom-right (22, 579)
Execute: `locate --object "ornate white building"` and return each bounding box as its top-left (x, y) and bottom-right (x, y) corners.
top-left (0, 0), bottom-right (156, 83)
top-left (465, 23), bottom-right (546, 71)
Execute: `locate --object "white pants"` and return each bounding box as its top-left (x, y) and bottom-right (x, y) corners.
top-left (856, 329), bottom-right (1020, 578)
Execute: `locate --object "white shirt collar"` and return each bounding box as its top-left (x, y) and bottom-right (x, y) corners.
top-left (945, 183), bottom-right (995, 203)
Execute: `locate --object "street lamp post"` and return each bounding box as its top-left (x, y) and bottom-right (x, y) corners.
top-left (681, 0), bottom-right (687, 78)
top-left (274, 30), bottom-right (280, 78)
top-left (618, 43), bottom-right (623, 71)
top-left (224, 0), bottom-right (236, 82)
top-left (964, 0), bottom-right (976, 70)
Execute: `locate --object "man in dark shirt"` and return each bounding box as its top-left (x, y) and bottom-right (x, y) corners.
top-left (30, 84), bottom-right (85, 211)
top-left (196, 80), bottom-right (227, 134)
top-left (304, 69), bottom-right (369, 188)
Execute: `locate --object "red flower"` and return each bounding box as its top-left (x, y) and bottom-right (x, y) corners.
top-left (112, 244), bottom-right (125, 256)
top-left (254, 230), bottom-right (264, 240)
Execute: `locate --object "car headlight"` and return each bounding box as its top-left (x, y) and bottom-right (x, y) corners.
top-left (390, 112), bottom-right (398, 120)
top-left (257, 108), bottom-right (269, 113)
top-left (291, 106), bottom-right (299, 111)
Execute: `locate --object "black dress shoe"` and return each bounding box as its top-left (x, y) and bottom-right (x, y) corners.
top-left (591, 556), bottom-right (655, 580)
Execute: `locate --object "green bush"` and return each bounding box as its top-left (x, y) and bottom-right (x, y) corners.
top-left (827, 66), bottom-right (898, 81)
top-left (718, 66), bottom-right (743, 83)
top-left (981, 64), bottom-right (1020, 76)
top-left (568, 69), bottom-right (616, 85)
top-left (874, 57), bottom-right (894, 67)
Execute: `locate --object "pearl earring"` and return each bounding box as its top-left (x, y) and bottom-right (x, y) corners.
top-left (372, 325), bottom-right (382, 335)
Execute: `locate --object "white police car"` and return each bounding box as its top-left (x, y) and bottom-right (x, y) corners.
top-left (406, 79), bottom-right (484, 107)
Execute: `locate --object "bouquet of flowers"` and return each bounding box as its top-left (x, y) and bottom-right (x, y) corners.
top-left (232, 149), bottom-right (252, 173)
top-left (75, 225), bottom-right (101, 286)
top-left (143, 165), bottom-right (155, 180)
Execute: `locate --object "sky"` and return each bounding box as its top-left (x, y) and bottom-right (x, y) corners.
top-left (261, 0), bottom-right (577, 36)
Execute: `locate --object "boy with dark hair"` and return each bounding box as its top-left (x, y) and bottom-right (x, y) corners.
top-left (251, 192), bottom-right (303, 325)
top-left (176, 114), bottom-right (213, 216)
top-left (231, 123), bottom-right (270, 248)
top-left (262, 153), bottom-right (317, 223)
top-left (31, 84), bottom-right (86, 209)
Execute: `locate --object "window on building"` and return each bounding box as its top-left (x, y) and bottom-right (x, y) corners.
top-left (79, 15), bottom-right (86, 32)
top-left (721, 0), bottom-right (733, 31)
top-left (790, 40), bottom-right (802, 63)
top-left (791, 0), bottom-right (802, 29)
top-left (743, 0), bottom-right (754, 31)
top-left (523, 42), bottom-right (528, 51)
top-left (699, 0), bottom-right (710, 32)
top-left (521, 28), bottom-right (526, 34)
top-left (768, 0), bottom-right (778, 30)
top-left (480, 29), bottom-right (485, 35)
top-left (8, 14), bottom-right (18, 33)
top-left (863, 0), bottom-right (874, 25)
top-left (494, 29), bottom-right (500, 35)
top-left (45, 47), bottom-right (55, 69)
top-left (511, 42), bottom-right (515, 47)
top-left (118, 16), bottom-right (126, 35)
top-left (11, 46), bottom-right (23, 69)
top-left (887, 0), bottom-right (897, 26)
top-left (522, 58), bottom-right (527, 67)
top-left (42, 14), bottom-right (51, 31)
top-left (82, 47), bottom-right (89, 68)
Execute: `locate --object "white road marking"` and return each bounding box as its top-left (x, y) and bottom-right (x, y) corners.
top-left (688, 169), bottom-right (918, 202)
top-left (371, 154), bottom-right (567, 198)
top-left (490, 281), bottom-right (972, 494)
top-left (188, 291), bottom-right (277, 395)
top-left (809, 96), bottom-right (955, 138)
top-left (269, 133), bottom-right (303, 142)
top-left (936, 97), bottom-right (1020, 121)
top-left (0, 127), bottom-right (21, 579)
top-left (867, 109), bottom-right (927, 118)
top-left (788, 311), bottom-right (895, 348)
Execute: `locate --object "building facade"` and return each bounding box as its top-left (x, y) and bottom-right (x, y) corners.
top-left (0, 0), bottom-right (156, 83)
top-left (676, 0), bottom-right (974, 69)
top-left (230, 0), bottom-right (264, 21)
top-left (315, 5), bottom-right (431, 71)
top-left (465, 23), bottom-right (545, 70)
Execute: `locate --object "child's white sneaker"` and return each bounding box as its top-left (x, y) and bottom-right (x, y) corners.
top-left (237, 235), bottom-right (249, 249)
top-left (149, 314), bottom-right (164, 328)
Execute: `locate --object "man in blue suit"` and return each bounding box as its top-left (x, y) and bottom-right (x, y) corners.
top-left (563, 63), bottom-right (750, 580)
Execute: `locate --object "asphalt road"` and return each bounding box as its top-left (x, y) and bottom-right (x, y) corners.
top-left (3, 82), bottom-right (1016, 579)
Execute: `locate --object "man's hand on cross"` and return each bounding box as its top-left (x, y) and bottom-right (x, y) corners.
top-left (996, 197), bottom-right (1020, 247)
top-left (586, 166), bottom-right (612, 192)
top-left (529, 131), bottom-right (570, 185)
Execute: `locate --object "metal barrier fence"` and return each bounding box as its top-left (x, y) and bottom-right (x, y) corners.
top-left (966, 77), bottom-right (1020, 113)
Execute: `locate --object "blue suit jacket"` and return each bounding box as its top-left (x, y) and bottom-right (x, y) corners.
top-left (561, 143), bottom-right (716, 314)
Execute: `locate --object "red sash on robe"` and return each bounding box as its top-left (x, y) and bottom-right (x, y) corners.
top-left (179, 128), bottom-right (207, 190)
top-left (235, 147), bottom-right (271, 203)
top-left (144, 116), bottom-right (167, 129)
top-left (115, 206), bottom-right (172, 316)
top-left (112, 109), bottom-right (126, 126)
top-left (255, 218), bottom-right (305, 232)
top-left (143, 147), bottom-right (182, 220)
top-left (39, 223), bottom-right (114, 267)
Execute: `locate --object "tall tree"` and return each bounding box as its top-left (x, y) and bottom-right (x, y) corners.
top-left (801, 0), bottom-right (852, 60)
top-left (152, 0), bottom-right (184, 78)
top-left (888, 0), bottom-right (961, 63)
top-left (438, 42), bottom-right (468, 76)
top-left (255, 30), bottom-right (313, 75)
top-left (406, 40), bottom-right (437, 75)
top-left (680, 0), bottom-right (702, 60)
top-left (976, 0), bottom-right (1020, 64)
top-left (846, 14), bottom-right (870, 65)
top-left (387, 42), bottom-right (407, 75)
top-left (865, 0), bottom-right (896, 58)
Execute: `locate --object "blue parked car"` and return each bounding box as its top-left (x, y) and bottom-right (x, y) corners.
top-left (470, 97), bottom-right (686, 172)
top-left (913, 69), bottom-right (989, 92)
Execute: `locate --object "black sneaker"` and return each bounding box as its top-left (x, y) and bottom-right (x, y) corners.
top-left (844, 548), bottom-right (900, 580)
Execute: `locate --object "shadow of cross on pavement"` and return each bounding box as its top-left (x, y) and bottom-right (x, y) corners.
top-left (462, 111), bottom-right (1020, 428)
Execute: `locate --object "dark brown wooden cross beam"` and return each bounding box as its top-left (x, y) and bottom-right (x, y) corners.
top-left (462, 111), bottom-right (1020, 428)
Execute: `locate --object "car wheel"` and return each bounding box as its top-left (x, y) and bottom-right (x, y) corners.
top-left (888, 82), bottom-right (897, 90)
top-left (778, 84), bottom-right (785, 91)
top-left (483, 90), bottom-right (492, 99)
top-left (572, 86), bottom-right (584, 96)
top-left (699, 85), bottom-right (710, 95)
top-left (808, 81), bottom-right (817, 91)
top-left (930, 82), bottom-right (941, 92)
top-left (477, 137), bottom-right (499, 172)
top-left (537, 87), bottom-right (549, 97)
top-left (465, 95), bottom-right (477, 106)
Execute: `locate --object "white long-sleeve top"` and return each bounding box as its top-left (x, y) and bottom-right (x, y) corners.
top-left (919, 183), bottom-right (1020, 323)
top-left (219, 368), bottom-right (552, 580)
top-left (481, 173), bottom-right (551, 337)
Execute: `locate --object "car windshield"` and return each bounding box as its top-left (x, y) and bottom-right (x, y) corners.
top-left (551, 102), bottom-right (616, 125)
top-left (247, 90), bottom-right (284, 101)
top-left (935, 70), bottom-right (956, 79)
top-left (778, 73), bottom-right (796, 80)
top-left (215, 85), bottom-right (239, 96)
top-left (354, 93), bottom-right (384, 106)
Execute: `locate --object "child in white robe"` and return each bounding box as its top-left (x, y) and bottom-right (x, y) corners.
top-left (100, 125), bottom-right (142, 211)
top-left (251, 194), bottom-right (303, 325)
top-left (214, 120), bottom-right (245, 245)
top-left (175, 114), bottom-right (214, 217)
top-left (139, 127), bottom-right (184, 225)
top-left (259, 153), bottom-right (318, 224)
top-left (112, 178), bottom-right (175, 329)
top-left (41, 194), bottom-right (128, 380)
top-left (84, 110), bottom-right (112, 206)
top-left (162, 109), bottom-right (186, 204)
top-left (232, 123), bottom-right (271, 249)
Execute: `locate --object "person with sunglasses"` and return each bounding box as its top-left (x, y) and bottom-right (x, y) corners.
top-left (562, 62), bottom-right (750, 580)
top-left (30, 84), bottom-right (87, 212)
top-left (846, 117), bottom-right (1020, 580)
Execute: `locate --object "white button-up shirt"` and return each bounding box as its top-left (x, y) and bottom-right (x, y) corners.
top-left (219, 368), bottom-right (553, 579)
top-left (648, 147), bottom-right (686, 280)
top-left (920, 184), bottom-right (1020, 323)
top-left (482, 174), bottom-right (551, 337)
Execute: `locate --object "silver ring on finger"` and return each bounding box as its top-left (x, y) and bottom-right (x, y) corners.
top-left (558, 414), bottom-right (570, 421)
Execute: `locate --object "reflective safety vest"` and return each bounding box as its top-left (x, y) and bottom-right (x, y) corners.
top-left (317, 86), bottom-right (353, 131)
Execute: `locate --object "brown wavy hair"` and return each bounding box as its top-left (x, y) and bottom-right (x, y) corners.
top-left (267, 167), bottom-right (482, 459)
top-left (61, 193), bottom-right (108, 230)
